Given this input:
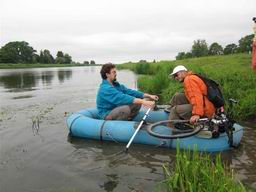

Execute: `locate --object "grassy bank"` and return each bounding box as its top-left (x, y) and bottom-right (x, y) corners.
top-left (0, 63), bottom-right (98, 69)
top-left (155, 147), bottom-right (249, 192)
top-left (117, 53), bottom-right (256, 121)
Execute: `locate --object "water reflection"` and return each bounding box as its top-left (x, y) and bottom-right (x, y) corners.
top-left (223, 127), bottom-right (256, 188)
top-left (57, 69), bottom-right (72, 83)
top-left (90, 67), bottom-right (95, 73)
top-left (0, 68), bottom-right (74, 92)
top-left (0, 72), bottom-right (37, 92)
top-left (41, 71), bottom-right (54, 86)
top-left (12, 95), bottom-right (33, 99)
top-left (100, 174), bottom-right (118, 192)
top-left (67, 134), bottom-right (174, 191)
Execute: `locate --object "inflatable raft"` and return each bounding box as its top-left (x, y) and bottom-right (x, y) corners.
top-left (66, 108), bottom-right (244, 152)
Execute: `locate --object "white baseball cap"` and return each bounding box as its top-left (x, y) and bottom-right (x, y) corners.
top-left (170, 65), bottom-right (187, 76)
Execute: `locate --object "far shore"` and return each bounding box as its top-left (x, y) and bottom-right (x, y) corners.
top-left (0, 63), bottom-right (101, 69)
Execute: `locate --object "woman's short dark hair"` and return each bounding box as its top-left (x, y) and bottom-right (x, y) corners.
top-left (100, 63), bottom-right (116, 79)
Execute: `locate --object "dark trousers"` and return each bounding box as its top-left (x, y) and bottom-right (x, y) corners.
top-left (105, 104), bottom-right (141, 120)
top-left (169, 92), bottom-right (192, 120)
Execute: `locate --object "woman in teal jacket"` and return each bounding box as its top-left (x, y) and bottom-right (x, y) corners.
top-left (96, 63), bottom-right (158, 120)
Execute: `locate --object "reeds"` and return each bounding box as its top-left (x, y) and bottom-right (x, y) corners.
top-left (156, 146), bottom-right (248, 192)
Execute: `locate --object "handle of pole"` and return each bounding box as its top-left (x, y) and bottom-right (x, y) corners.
top-left (125, 108), bottom-right (151, 152)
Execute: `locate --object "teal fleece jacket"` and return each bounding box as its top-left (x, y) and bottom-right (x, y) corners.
top-left (96, 80), bottom-right (144, 119)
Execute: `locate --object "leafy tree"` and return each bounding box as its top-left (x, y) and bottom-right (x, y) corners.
top-left (176, 52), bottom-right (186, 60)
top-left (55, 56), bottom-right (66, 64)
top-left (63, 53), bottom-right (72, 64)
top-left (176, 52), bottom-right (193, 60)
top-left (238, 34), bottom-right (254, 53)
top-left (209, 42), bottom-right (223, 55)
top-left (83, 61), bottom-right (89, 65)
top-left (56, 51), bottom-right (64, 57)
top-left (55, 51), bottom-right (64, 64)
top-left (191, 39), bottom-right (208, 57)
top-left (39, 49), bottom-right (54, 64)
top-left (55, 51), bottom-right (72, 64)
top-left (0, 41), bottom-right (35, 63)
top-left (184, 52), bottom-right (193, 59)
top-left (90, 60), bottom-right (96, 65)
top-left (139, 60), bottom-right (147, 63)
top-left (223, 44), bottom-right (238, 55)
top-left (39, 51), bottom-right (44, 63)
top-left (0, 49), bottom-right (3, 63)
top-left (32, 53), bottom-right (40, 63)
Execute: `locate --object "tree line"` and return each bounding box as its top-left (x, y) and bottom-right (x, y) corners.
top-left (0, 41), bottom-right (72, 64)
top-left (176, 34), bottom-right (254, 60)
top-left (0, 41), bottom-right (96, 65)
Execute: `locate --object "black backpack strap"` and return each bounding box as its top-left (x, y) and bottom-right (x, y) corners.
top-left (192, 74), bottom-right (207, 107)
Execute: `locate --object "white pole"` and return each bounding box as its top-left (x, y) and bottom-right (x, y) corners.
top-left (125, 108), bottom-right (151, 152)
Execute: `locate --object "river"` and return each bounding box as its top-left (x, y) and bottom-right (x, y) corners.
top-left (0, 66), bottom-right (255, 192)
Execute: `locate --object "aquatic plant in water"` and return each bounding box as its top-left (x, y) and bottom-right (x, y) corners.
top-left (156, 146), bottom-right (248, 192)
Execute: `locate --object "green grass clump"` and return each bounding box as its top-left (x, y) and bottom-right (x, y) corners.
top-left (156, 147), bottom-right (248, 192)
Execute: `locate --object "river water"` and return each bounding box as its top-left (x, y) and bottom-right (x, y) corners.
top-left (0, 66), bottom-right (255, 192)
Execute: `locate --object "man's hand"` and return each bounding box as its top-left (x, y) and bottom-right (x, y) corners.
top-left (143, 93), bottom-right (159, 101)
top-left (149, 94), bottom-right (159, 101)
top-left (142, 100), bottom-right (155, 109)
top-left (190, 115), bottom-right (200, 124)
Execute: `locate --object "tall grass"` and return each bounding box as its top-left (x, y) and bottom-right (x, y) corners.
top-left (118, 53), bottom-right (256, 121)
top-left (155, 146), bottom-right (248, 192)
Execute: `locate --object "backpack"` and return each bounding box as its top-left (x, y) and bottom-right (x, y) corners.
top-left (194, 74), bottom-right (225, 108)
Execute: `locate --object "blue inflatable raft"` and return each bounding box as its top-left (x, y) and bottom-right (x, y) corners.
top-left (66, 108), bottom-right (243, 152)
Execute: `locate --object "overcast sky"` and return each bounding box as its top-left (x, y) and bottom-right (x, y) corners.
top-left (0, 0), bottom-right (255, 64)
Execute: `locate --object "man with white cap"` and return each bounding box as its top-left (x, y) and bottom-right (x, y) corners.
top-left (169, 65), bottom-right (216, 124)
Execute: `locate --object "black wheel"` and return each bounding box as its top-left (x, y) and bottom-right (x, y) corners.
top-left (147, 120), bottom-right (204, 139)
